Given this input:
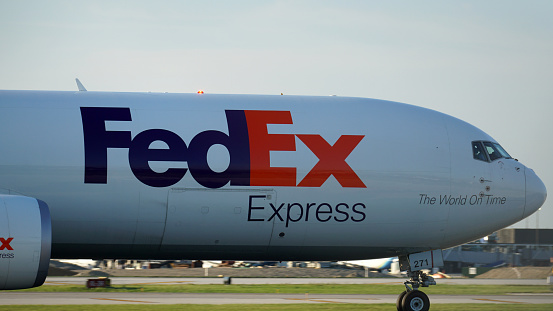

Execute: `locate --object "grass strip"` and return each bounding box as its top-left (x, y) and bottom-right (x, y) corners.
top-left (13, 284), bottom-right (552, 295)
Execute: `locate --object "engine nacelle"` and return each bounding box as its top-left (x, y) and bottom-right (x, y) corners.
top-left (0, 195), bottom-right (51, 290)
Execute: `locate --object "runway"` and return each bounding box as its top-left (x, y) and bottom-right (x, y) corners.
top-left (1, 277), bottom-right (551, 305)
top-left (44, 276), bottom-right (549, 286)
top-left (1, 292), bottom-right (552, 305)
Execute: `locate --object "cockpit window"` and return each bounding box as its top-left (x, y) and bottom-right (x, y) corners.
top-left (472, 141), bottom-right (487, 162)
top-left (492, 143), bottom-right (511, 159)
top-left (472, 141), bottom-right (512, 162)
top-left (483, 142), bottom-right (511, 161)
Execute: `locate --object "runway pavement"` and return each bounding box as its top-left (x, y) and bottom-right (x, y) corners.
top-left (0, 277), bottom-right (550, 305)
top-left (44, 276), bottom-right (550, 286)
top-left (1, 292), bottom-right (552, 305)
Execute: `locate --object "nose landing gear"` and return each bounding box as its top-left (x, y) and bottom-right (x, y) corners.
top-left (396, 254), bottom-right (437, 311)
top-left (397, 289), bottom-right (430, 311)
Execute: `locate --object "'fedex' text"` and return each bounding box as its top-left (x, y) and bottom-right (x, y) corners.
top-left (81, 108), bottom-right (366, 189)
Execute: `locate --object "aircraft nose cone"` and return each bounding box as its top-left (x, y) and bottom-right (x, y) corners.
top-left (524, 168), bottom-right (547, 218)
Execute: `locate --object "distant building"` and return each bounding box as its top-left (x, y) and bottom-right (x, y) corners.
top-left (442, 229), bottom-right (553, 273)
top-left (497, 229), bottom-right (553, 244)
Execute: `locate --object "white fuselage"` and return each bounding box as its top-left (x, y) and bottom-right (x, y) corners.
top-left (0, 90), bottom-right (546, 260)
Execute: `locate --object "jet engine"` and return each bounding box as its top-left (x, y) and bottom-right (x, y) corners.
top-left (0, 195), bottom-right (51, 290)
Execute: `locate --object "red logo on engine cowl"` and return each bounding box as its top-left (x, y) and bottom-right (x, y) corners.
top-left (0, 238), bottom-right (13, 250)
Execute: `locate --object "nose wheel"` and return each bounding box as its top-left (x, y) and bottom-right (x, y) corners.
top-left (396, 255), bottom-right (436, 311)
top-left (397, 289), bottom-right (430, 311)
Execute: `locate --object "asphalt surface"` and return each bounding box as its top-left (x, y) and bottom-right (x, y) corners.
top-left (44, 276), bottom-right (550, 286)
top-left (1, 277), bottom-right (550, 305)
top-left (1, 292), bottom-right (552, 305)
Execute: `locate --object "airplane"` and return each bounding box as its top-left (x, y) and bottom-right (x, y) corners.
top-left (340, 257), bottom-right (398, 272)
top-left (0, 86), bottom-right (547, 311)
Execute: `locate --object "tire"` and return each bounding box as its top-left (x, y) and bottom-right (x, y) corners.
top-left (396, 290), bottom-right (407, 311)
top-left (401, 290), bottom-right (430, 311)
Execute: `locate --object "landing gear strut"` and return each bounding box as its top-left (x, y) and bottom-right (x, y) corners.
top-left (396, 255), bottom-right (436, 311)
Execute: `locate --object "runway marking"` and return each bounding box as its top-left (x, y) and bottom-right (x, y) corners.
top-left (509, 293), bottom-right (553, 296)
top-left (91, 298), bottom-right (157, 304)
top-left (473, 298), bottom-right (524, 304)
top-left (284, 298), bottom-right (344, 303)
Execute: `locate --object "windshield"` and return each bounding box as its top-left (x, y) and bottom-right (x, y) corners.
top-left (472, 141), bottom-right (487, 162)
top-left (472, 141), bottom-right (512, 162)
top-left (492, 143), bottom-right (511, 159)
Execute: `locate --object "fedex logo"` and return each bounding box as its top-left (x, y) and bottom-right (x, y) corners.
top-left (81, 107), bottom-right (366, 189)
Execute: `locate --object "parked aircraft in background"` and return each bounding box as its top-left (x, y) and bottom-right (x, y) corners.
top-left (0, 86), bottom-right (546, 311)
top-left (340, 257), bottom-right (398, 272)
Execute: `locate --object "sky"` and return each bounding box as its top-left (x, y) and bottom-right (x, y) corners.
top-left (1, 0), bottom-right (552, 228)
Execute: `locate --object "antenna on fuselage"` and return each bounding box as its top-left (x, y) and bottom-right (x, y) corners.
top-left (75, 78), bottom-right (87, 92)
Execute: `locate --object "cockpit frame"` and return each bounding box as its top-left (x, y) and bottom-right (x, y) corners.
top-left (472, 141), bottom-right (512, 163)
